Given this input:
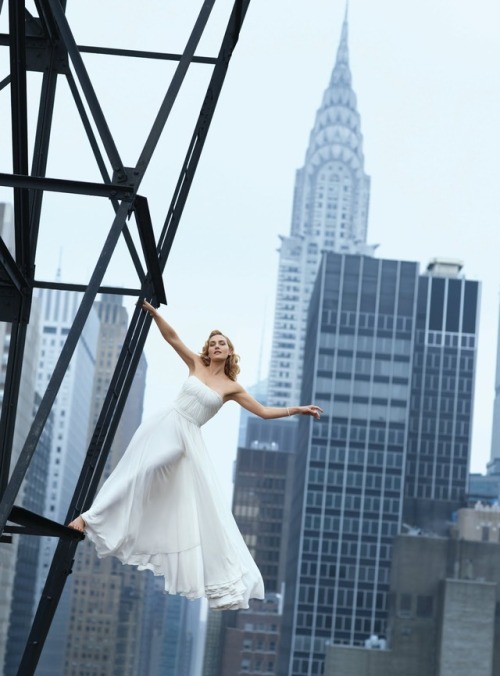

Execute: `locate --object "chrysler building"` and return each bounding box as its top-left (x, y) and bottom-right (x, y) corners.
top-left (267, 14), bottom-right (373, 407)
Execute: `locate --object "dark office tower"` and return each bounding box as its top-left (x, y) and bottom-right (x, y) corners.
top-left (204, 420), bottom-right (295, 676)
top-left (404, 258), bottom-right (479, 531)
top-left (232, 439), bottom-right (295, 594)
top-left (267, 13), bottom-right (372, 408)
top-left (279, 252), bottom-right (479, 676)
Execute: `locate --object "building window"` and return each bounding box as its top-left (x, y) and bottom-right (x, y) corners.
top-left (398, 593), bottom-right (412, 617)
top-left (416, 595), bottom-right (434, 618)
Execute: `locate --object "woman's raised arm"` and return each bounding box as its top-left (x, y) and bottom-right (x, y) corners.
top-left (142, 300), bottom-right (198, 369)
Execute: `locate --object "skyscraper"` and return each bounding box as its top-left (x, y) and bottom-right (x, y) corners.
top-left (267, 14), bottom-right (372, 408)
top-left (64, 294), bottom-right (148, 676)
top-left (278, 252), bottom-right (479, 675)
top-left (202, 416), bottom-right (297, 676)
top-left (33, 288), bottom-right (100, 675)
top-left (404, 258), bottom-right (478, 531)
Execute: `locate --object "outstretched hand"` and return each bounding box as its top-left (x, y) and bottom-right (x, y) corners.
top-left (299, 405), bottom-right (323, 420)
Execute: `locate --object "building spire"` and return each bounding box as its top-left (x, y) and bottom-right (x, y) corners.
top-left (267, 11), bottom-right (372, 407)
top-left (331, 7), bottom-right (350, 86)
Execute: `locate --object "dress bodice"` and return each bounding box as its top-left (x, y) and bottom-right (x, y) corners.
top-left (173, 376), bottom-right (224, 427)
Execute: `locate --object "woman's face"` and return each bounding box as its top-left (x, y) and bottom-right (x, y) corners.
top-left (207, 334), bottom-right (231, 362)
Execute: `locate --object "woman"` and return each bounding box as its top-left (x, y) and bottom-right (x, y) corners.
top-left (69, 300), bottom-right (322, 610)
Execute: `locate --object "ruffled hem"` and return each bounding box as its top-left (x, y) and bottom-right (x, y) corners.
top-left (82, 523), bottom-right (262, 610)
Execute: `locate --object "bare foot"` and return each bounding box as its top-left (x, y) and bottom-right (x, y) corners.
top-left (68, 516), bottom-right (86, 532)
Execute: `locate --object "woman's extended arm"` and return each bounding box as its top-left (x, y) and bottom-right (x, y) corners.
top-left (228, 387), bottom-right (322, 420)
top-left (142, 300), bottom-right (198, 369)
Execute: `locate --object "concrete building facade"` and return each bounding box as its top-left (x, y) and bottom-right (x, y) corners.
top-left (326, 531), bottom-right (500, 676)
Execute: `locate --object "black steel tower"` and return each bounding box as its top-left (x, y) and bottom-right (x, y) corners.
top-left (0, 1), bottom-right (253, 673)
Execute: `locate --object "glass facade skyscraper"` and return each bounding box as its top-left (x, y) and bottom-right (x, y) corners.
top-left (405, 264), bottom-right (478, 517)
top-left (279, 252), bottom-right (479, 676)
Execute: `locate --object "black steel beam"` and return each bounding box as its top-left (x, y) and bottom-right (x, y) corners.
top-left (33, 0), bottom-right (66, 43)
top-left (9, 0), bottom-right (31, 272)
top-left (28, 59), bottom-right (62, 263)
top-left (78, 44), bottom-right (217, 65)
top-left (5, 506), bottom-right (84, 540)
top-left (33, 280), bottom-right (141, 296)
top-left (0, 236), bottom-right (29, 296)
top-left (133, 196), bottom-right (167, 305)
top-left (0, 322), bottom-right (29, 498)
top-left (0, 172), bottom-right (135, 199)
top-left (1, 1), bottom-right (33, 500)
top-left (0, 34), bottom-right (217, 65)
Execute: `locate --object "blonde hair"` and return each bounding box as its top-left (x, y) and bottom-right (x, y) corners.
top-left (200, 330), bottom-right (240, 381)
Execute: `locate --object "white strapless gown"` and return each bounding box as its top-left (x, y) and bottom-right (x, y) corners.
top-left (82, 376), bottom-right (265, 610)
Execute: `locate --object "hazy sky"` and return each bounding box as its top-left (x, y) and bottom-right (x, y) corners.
top-left (1, 0), bottom-right (500, 497)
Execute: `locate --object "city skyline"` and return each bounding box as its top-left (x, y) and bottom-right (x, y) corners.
top-left (1, 4), bottom-right (499, 673)
top-left (208, 10), bottom-right (484, 670)
top-left (0, 2), bottom-right (499, 495)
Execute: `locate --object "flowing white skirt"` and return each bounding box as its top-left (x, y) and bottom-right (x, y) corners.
top-left (82, 405), bottom-right (264, 610)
